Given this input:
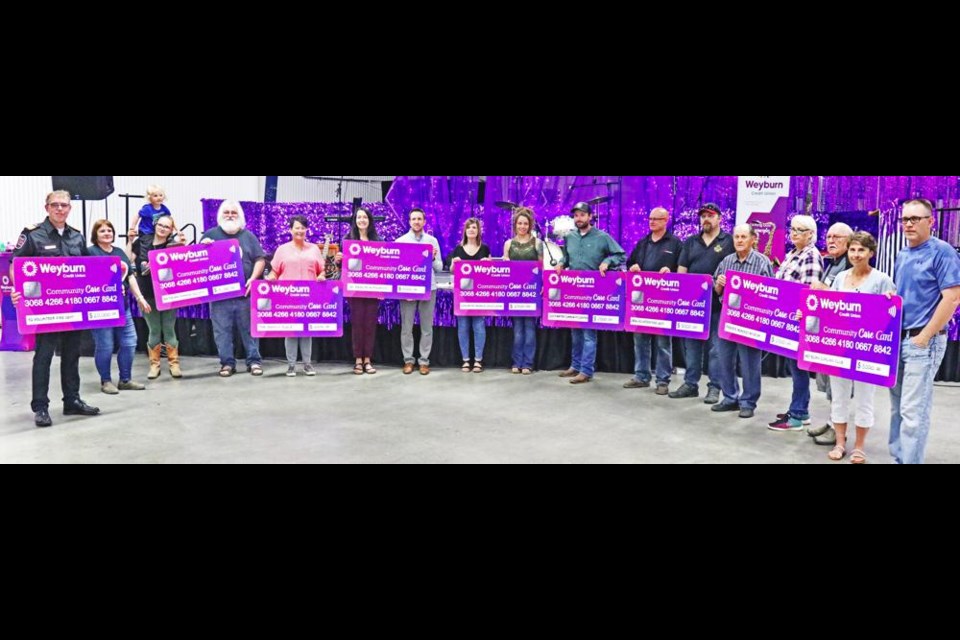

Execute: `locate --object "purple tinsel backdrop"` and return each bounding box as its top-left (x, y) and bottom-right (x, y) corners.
top-left (192, 177), bottom-right (960, 336)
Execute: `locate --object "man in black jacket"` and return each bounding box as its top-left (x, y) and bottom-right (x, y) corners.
top-left (623, 207), bottom-right (683, 395)
top-left (10, 191), bottom-right (100, 427)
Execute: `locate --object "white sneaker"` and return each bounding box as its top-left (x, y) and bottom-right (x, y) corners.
top-left (286, 365), bottom-right (297, 377)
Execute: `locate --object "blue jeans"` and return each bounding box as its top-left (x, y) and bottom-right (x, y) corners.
top-left (210, 297), bottom-right (261, 368)
top-left (91, 309), bottom-right (137, 383)
top-left (571, 329), bottom-right (598, 378)
top-left (787, 359), bottom-right (811, 418)
top-left (512, 317), bottom-right (537, 369)
top-left (682, 312), bottom-right (721, 390)
top-left (457, 316), bottom-right (487, 361)
top-left (634, 333), bottom-right (672, 384)
top-left (889, 334), bottom-right (947, 464)
top-left (718, 338), bottom-right (763, 410)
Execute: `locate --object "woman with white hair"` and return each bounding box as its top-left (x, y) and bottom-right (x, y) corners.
top-left (768, 214), bottom-right (824, 432)
top-left (200, 200), bottom-right (267, 377)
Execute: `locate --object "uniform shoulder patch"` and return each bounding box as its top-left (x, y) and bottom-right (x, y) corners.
top-left (15, 233), bottom-right (28, 250)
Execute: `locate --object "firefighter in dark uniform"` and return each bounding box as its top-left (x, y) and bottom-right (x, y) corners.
top-left (9, 190), bottom-right (100, 427)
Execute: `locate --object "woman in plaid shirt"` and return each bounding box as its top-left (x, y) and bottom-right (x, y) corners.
top-left (768, 215), bottom-right (824, 432)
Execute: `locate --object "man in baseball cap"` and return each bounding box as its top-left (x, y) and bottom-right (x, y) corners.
top-left (570, 202), bottom-right (593, 215)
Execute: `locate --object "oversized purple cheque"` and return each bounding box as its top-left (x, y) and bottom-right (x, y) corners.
top-left (625, 272), bottom-right (713, 340)
top-left (454, 261), bottom-right (541, 317)
top-left (342, 240), bottom-right (433, 301)
top-left (251, 280), bottom-right (343, 338)
top-left (798, 290), bottom-right (902, 387)
top-left (719, 273), bottom-right (805, 358)
top-left (14, 256), bottom-right (125, 334)
top-left (541, 270), bottom-right (624, 331)
top-left (149, 240), bottom-right (246, 311)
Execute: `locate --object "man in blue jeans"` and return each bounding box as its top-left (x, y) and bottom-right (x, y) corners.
top-left (672, 204), bottom-right (735, 403)
top-left (889, 199), bottom-right (960, 464)
top-left (556, 202), bottom-right (625, 384)
top-left (623, 207), bottom-right (682, 395)
top-left (712, 224), bottom-right (773, 419)
top-left (201, 200), bottom-right (266, 377)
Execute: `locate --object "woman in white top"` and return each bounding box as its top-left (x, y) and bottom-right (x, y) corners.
top-left (827, 231), bottom-right (894, 464)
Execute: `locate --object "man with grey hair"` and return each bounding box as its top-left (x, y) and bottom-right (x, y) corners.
top-left (712, 224), bottom-right (774, 419)
top-left (807, 222), bottom-right (853, 443)
top-left (200, 200), bottom-right (267, 377)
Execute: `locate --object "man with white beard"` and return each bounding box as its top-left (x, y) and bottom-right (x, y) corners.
top-left (200, 200), bottom-right (267, 377)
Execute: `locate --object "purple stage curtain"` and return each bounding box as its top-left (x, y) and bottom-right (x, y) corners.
top-left (195, 177), bottom-right (960, 332)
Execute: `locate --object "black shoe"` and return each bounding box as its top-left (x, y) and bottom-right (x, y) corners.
top-left (711, 402), bottom-right (739, 412)
top-left (63, 399), bottom-right (100, 416)
top-left (34, 409), bottom-right (53, 428)
top-left (668, 384), bottom-right (699, 399)
top-left (739, 409), bottom-right (755, 419)
top-left (703, 388), bottom-right (721, 405)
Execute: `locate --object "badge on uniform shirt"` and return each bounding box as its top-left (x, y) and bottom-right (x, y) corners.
top-left (44, 245), bottom-right (57, 250)
top-left (714, 246), bottom-right (724, 253)
top-left (15, 233), bottom-right (27, 250)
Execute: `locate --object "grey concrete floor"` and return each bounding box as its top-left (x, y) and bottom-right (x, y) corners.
top-left (2, 351), bottom-right (959, 464)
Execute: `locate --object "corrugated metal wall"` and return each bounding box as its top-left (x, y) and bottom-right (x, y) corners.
top-left (277, 176), bottom-right (394, 205)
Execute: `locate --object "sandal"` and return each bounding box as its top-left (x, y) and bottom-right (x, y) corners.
top-left (219, 365), bottom-right (235, 378)
top-left (363, 363), bottom-right (377, 375)
top-left (353, 363), bottom-right (364, 375)
top-left (850, 449), bottom-right (867, 464)
top-left (248, 364), bottom-right (263, 376)
top-left (522, 368), bottom-right (532, 375)
top-left (473, 363), bottom-right (484, 373)
top-left (462, 361), bottom-right (472, 372)
top-left (511, 367), bottom-right (521, 374)
top-left (828, 445), bottom-right (845, 461)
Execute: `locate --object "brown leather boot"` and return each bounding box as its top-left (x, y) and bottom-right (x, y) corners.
top-left (166, 344), bottom-right (182, 378)
top-left (148, 344), bottom-right (163, 379)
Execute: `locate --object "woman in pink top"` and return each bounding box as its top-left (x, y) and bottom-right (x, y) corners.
top-left (267, 216), bottom-right (326, 377)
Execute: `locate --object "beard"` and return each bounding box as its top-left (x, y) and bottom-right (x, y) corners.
top-left (221, 221), bottom-right (241, 234)
top-left (575, 220), bottom-right (589, 230)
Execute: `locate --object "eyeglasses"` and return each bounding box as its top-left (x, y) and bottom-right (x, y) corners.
top-left (900, 216), bottom-right (931, 226)
top-left (790, 227), bottom-right (811, 234)
top-left (222, 211), bottom-right (239, 217)
top-left (825, 234), bottom-right (849, 241)
top-left (47, 202), bottom-right (71, 209)
top-left (155, 223), bottom-right (172, 230)
top-left (650, 217), bottom-right (668, 222)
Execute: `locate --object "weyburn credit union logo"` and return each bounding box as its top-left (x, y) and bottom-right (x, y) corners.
top-left (155, 252), bottom-right (169, 266)
top-left (632, 274), bottom-right (643, 287)
top-left (729, 275), bottom-right (742, 290)
top-left (460, 263), bottom-right (472, 276)
top-left (21, 261), bottom-right (38, 277)
top-left (806, 294), bottom-right (819, 312)
top-left (257, 282), bottom-right (271, 295)
top-left (349, 243), bottom-right (362, 256)
top-left (548, 273), bottom-right (560, 285)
